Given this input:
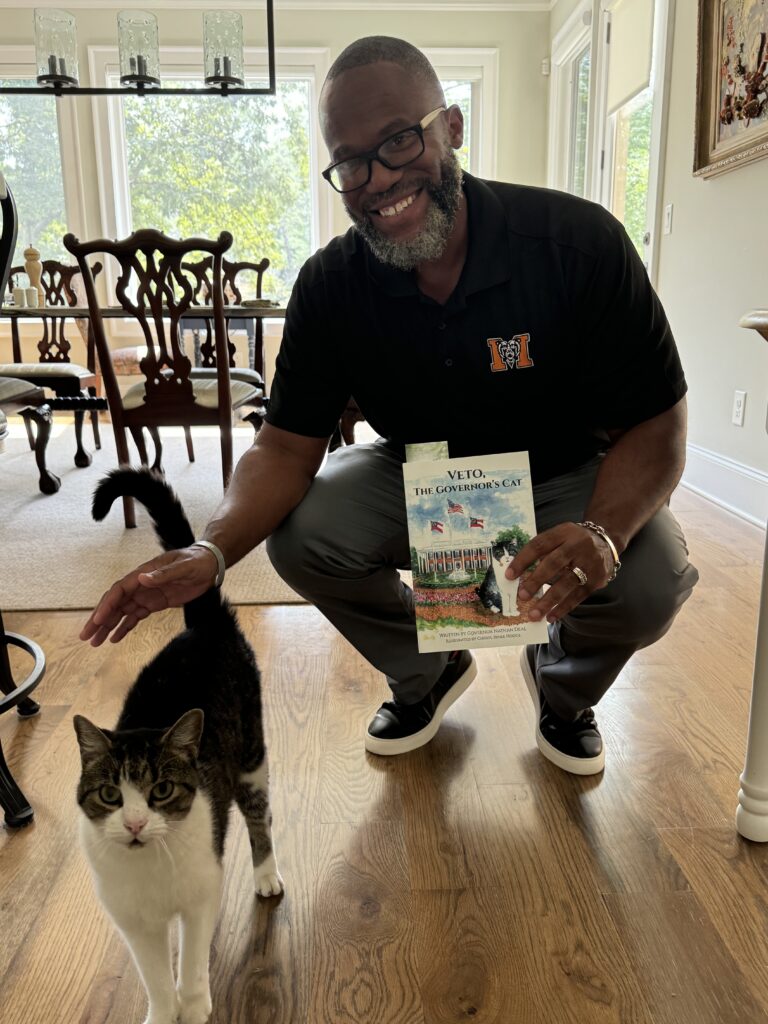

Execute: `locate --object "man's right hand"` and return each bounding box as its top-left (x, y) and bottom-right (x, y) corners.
top-left (79, 546), bottom-right (220, 646)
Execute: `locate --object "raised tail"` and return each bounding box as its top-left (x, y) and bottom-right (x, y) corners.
top-left (92, 468), bottom-right (227, 629)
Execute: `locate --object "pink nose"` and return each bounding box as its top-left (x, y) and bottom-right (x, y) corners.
top-left (124, 818), bottom-right (147, 836)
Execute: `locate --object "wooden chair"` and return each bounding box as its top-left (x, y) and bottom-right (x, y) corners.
top-left (63, 228), bottom-right (264, 527)
top-left (0, 377), bottom-right (61, 494)
top-left (1, 260), bottom-right (104, 466)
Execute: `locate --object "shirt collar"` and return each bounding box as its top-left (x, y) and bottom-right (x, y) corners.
top-left (363, 171), bottom-right (513, 299)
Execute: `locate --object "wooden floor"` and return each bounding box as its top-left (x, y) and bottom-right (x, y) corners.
top-left (1, 487), bottom-right (767, 1024)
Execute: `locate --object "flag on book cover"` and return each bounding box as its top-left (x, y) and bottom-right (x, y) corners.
top-left (447, 500), bottom-right (464, 514)
top-left (470, 517), bottom-right (484, 528)
top-left (431, 520), bottom-right (444, 533)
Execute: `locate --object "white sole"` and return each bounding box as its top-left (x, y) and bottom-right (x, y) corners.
top-left (519, 648), bottom-right (605, 776)
top-left (365, 654), bottom-right (478, 756)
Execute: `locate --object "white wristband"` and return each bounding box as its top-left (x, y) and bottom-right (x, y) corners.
top-left (191, 540), bottom-right (226, 587)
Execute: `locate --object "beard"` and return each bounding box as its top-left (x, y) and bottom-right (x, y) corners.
top-left (348, 150), bottom-right (463, 272)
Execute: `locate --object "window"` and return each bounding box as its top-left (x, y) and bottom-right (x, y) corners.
top-left (0, 79), bottom-right (67, 268)
top-left (609, 86), bottom-right (653, 257)
top-left (119, 77), bottom-right (313, 305)
top-left (567, 47), bottom-right (591, 198)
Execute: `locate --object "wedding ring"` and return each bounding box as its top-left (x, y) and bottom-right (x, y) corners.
top-left (570, 566), bottom-right (588, 586)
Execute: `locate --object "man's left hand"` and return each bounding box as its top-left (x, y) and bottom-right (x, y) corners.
top-left (507, 523), bottom-right (616, 623)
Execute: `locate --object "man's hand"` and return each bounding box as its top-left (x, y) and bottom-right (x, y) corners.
top-left (79, 546), bottom-right (219, 647)
top-left (507, 523), bottom-right (615, 623)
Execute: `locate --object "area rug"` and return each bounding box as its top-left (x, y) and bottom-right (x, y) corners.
top-left (0, 421), bottom-right (305, 611)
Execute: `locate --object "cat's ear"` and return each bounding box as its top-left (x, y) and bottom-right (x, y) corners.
top-left (73, 715), bottom-right (112, 761)
top-left (161, 709), bottom-right (204, 756)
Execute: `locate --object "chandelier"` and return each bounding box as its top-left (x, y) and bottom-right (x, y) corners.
top-left (0, 3), bottom-right (276, 96)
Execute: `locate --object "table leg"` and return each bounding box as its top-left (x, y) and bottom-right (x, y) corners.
top-left (736, 525), bottom-right (768, 841)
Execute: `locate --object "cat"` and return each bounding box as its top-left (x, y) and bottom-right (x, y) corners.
top-left (73, 468), bottom-right (282, 1024)
top-left (476, 539), bottom-right (521, 617)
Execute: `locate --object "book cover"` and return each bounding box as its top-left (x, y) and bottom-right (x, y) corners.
top-left (403, 451), bottom-right (549, 653)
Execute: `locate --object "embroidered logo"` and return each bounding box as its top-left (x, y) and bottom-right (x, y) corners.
top-left (487, 334), bottom-right (533, 372)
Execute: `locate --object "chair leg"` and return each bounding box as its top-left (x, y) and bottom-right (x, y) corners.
top-left (73, 409), bottom-right (92, 468)
top-left (148, 426), bottom-right (163, 473)
top-left (221, 421), bottom-right (233, 489)
top-left (0, 738), bottom-right (33, 828)
top-left (112, 424), bottom-right (136, 528)
top-left (129, 426), bottom-right (150, 467)
top-left (20, 407), bottom-right (61, 495)
top-left (24, 415), bottom-right (35, 451)
top-left (328, 423), bottom-right (343, 453)
top-left (184, 426), bottom-right (195, 463)
top-left (88, 387), bottom-right (102, 449)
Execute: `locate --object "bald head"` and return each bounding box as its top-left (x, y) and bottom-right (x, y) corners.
top-left (324, 36), bottom-right (443, 97)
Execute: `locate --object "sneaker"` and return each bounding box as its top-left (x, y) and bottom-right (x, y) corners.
top-left (365, 650), bottom-right (477, 756)
top-left (520, 646), bottom-right (605, 776)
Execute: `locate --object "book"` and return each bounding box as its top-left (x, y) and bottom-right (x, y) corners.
top-left (403, 450), bottom-right (549, 653)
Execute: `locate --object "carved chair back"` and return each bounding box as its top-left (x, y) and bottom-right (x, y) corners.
top-left (7, 259), bottom-right (103, 365)
top-left (63, 229), bottom-right (233, 427)
top-left (181, 255), bottom-right (270, 369)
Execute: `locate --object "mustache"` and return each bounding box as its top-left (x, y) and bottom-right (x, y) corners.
top-left (361, 177), bottom-right (432, 214)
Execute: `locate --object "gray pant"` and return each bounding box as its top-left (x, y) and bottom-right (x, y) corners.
top-left (267, 440), bottom-right (699, 720)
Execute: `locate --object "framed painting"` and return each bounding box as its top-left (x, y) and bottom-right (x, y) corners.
top-left (694, 0), bottom-right (768, 177)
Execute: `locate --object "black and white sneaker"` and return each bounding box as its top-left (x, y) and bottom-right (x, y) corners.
top-left (365, 650), bottom-right (477, 756)
top-left (520, 646), bottom-right (605, 775)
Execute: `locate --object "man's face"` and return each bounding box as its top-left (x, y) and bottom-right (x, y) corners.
top-left (320, 61), bottom-right (465, 270)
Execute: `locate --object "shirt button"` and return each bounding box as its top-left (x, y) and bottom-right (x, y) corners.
top-left (438, 322), bottom-right (447, 330)
top-left (445, 358), bottom-right (453, 367)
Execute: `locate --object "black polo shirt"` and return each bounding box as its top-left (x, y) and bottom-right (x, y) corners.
top-left (266, 172), bottom-right (686, 483)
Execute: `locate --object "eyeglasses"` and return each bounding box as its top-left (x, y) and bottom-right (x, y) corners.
top-left (322, 106), bottom-right (447, 194)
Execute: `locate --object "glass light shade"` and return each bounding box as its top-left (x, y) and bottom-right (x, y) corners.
top-left (203, 11), bottom-right (245, 87)
top-left (34, 8), bottom-right (79, 87)
top-left (118, 10), bottom-right (160, 87)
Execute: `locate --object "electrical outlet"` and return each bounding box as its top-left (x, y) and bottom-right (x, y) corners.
top-left (732, 389), bottom-right (746, 426)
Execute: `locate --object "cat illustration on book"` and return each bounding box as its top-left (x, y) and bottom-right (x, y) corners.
top-left (477, 539), bottom-right (521, 617)
top-left (73, 468), bottom-right (282, 1024)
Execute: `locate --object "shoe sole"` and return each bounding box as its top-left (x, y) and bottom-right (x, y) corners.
top-left (519, 647), bottom-right (605, 776)
top-left (365, 654), bottom-right (478, 756)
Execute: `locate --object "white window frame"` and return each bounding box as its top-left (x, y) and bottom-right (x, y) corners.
top-left (89, 44), bottom-right (331, 308)
top-left (422, 47), bottom-right (499, 180)
top-left (547, 1), bottom-right (592, 193)
top-left (0, 45), bottom-right (88, 249)
top-left (591, 0), bottom-right (676, 284)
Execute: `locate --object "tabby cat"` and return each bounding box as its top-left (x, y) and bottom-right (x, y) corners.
top-left (73, 469), bottom-right (282, 1024)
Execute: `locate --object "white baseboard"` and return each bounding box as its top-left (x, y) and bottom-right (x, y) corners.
top-left (683, 443), bottom-right (768, 527)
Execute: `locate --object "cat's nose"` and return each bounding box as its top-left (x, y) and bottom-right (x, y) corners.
top-left (124, 817), bottom-right (148, 836)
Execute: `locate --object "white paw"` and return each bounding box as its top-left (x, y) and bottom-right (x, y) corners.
top-left (177, 991), bottom-right (212, 1024)
top-left (254, 867), bottom-right (284, 897)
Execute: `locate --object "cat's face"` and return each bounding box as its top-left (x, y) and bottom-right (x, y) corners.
top-left (73, 709), bottom-right (204, 850)
top-left (491, 540), bottom-right (518, 563)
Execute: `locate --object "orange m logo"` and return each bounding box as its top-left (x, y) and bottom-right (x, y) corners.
top-left (487, 334), bottom-right (534, 372)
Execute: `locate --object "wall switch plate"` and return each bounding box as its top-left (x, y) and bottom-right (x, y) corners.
top-left (732, 389), bottom-right (746, 426)
top-left (663, 204), bottom-right (673, 234)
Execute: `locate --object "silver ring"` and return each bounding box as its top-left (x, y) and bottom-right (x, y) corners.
top-left (570, 566), bottom-right (588, 586)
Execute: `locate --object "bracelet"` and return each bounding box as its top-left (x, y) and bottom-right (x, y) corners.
top-left (191, 540), bottom-right (226, 588)
top-left (577, 521), bottom-right (622, 582)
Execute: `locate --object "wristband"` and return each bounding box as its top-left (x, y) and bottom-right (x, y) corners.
top-left (577, 521), bottom-right (622, 581)
top-left (191, 540), bottom-right (226, 587)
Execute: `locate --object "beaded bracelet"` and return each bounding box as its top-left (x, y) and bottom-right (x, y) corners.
top-left (577, 521), bottom-right (622, 581)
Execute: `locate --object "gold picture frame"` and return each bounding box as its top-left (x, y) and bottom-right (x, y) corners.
top-left (694, 0), bottom-right (768, 178)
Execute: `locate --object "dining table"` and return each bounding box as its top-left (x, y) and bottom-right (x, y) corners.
top-left (1, 303), bottom-right (287, 381)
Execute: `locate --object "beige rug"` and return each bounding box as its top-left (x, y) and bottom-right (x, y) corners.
top-left (0, 421), bottom-right (305, 611)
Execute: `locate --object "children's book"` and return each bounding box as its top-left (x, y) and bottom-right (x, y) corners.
top-left (403, 450), bottom-right (549, 653)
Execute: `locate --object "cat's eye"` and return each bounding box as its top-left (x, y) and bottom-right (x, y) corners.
top-left (99, 785), bottom-right (122, 805)
top-left (151, 781), bottom-right (174, 801)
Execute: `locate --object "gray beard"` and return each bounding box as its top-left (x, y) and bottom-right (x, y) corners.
top-left (350, 153), bottom-right (463, 272)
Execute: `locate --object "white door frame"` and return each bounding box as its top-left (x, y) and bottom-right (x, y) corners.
top-left (547, 0), bottom-right (593, 192)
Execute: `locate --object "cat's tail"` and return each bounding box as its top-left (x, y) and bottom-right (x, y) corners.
top-left (92, 468), bottom-right (229, 630)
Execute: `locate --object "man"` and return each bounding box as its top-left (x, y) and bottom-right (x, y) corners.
top-left (81, 37), bottom-right (698, 776)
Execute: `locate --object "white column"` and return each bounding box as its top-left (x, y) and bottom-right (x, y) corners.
top-left (736, 311), bottom-right (768, 841)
